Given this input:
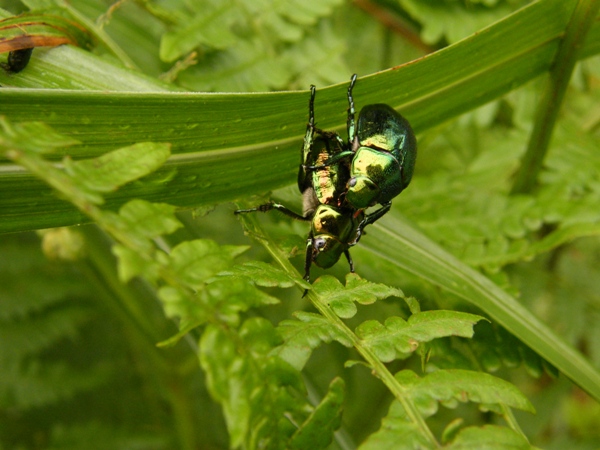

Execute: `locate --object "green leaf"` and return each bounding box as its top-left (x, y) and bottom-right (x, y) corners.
top-left (398, 123), bottom-right (600, 272)
top-left (199, 318), bottom-right (307, 449)
top-left (159, 2), bottom-right (239, 61)
top-left (0, 117), bottom-right (80, 154)
top-left (445, 425), bottom-right (532, 450)
top-left (219, 260), bottom-right (303, 289)
top-left (4, 0), bottom-right (600, 232)
top-left (63, 142), bottom-right (171, 194)
top-left (110, 201), bottom-right (181, 283)
top-left (164, 0), bottom-right (346, 90)
top-left (357, 210), bottom-right (600, 401)
top-left (115, 200), bottom-right (182, 241)
top-left (112, 243), bottom-right (161, 283)
top-left (361, 369), bottom-right (535, 449)
top-left (274, 311), bottom-right (352, 370)
top-left (178, 37), bottom-right (291, 91)
top-left (358, 400), bottom-right (432, 450)
top-left (206, 277), bottom-right (281, 315)
top-left (167, 239), bottom-right (246, 289)
top-left (312, 274), bottom-right (403, 319)
top-left (361, 401), bottom-right (533, 449)
top-left (0, 45), bottom-right (176, 90)
top-left (0, 12), bottom-right (94, 52)
top-left (199, 323), bottom-right (243, 433)
top-left (156, 285), bottom-right (200, 322)
top-left (398, 0), bottom-right (516, 44)
top-left (289, 377), bottom-right (344, 450)
top-left (1, 120), bottom-right (172, 210)
top-left (395, 369), bottom-right (535, 414)
top-left (1, 359), bottom-right (112, 409)
top-left (159, 274), bottom-right (279, 328)
top-left (356, 311), bottom-right (485, 363)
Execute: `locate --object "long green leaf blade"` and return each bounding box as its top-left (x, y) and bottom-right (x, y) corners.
top-left (1, 0), bottom-right (599, 232)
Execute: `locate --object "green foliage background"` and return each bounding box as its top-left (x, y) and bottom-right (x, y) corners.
top-left (1, 0), bottom-right (600, 449)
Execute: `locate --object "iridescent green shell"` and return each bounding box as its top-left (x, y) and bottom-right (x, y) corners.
top-left (346, 104), bottom-right (417, 209)
top-left (310, 204), bottom-right (363, 269)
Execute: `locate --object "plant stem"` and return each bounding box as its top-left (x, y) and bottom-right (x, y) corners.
top-left (511, 0), bottom-right (600, 194)
top-left (309, 291), bottom-right (439, 447)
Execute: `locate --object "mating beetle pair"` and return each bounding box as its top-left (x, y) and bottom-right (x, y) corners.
top-left (236, 74), bottom-right (417, 283)
top-left (306, 74), bottom-right (418, 244)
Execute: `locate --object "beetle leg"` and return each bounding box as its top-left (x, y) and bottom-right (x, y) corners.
top-left (303, 238), bottom-right (314, 282)
top-left (302, 238), bottom-right (314, 297)
top-left (349, 202), bottom-right (391, 245)
top-left (302, 151), bottom-right (353, 170)
top-left (235, 202), bottom-right (309, 221)
top-left (347, 74), bottom-right (358, 143)
top-left (301, 85), bottom-right (317, 167)
top-left (344, 249), bottom-right (355, 273)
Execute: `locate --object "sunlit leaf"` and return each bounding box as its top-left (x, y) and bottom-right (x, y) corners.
top-left (356, 311), bottom-right (484, 362)
top-left (395, 369), bottom-right (535, 413)
top-left (274, 311), bottom-right (352, 370)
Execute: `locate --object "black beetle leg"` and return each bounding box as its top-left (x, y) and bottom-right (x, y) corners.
top-left (350, 202), bottom-right (392, 245)
top-left (235, 202), bottom-right (309, 221)
top-left (302, 238), bottom-right (314, 297)
top-left (347, 74), bottom-right (358, 143)
top-left (344, 249), bottom-right (355, 273)
top-left (301, 85), bottom-right (317, 166)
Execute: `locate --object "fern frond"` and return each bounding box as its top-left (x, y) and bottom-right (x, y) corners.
top-left (1, 359), bottom-right (112, 410)
top-left (356, 311), bottom-right (484, 363)
top-left (360, 370), bottom-right (534, 449)
top-left (158, 0), bottom-right (344, 90)
top-left (0, 306), bottom-right (91, 360)
top-left (399, 116), bottom-right (600, 272)
top-left (311, 274), bottom-right (404, 319)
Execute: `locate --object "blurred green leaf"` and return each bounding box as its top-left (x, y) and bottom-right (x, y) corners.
top-left (0, 117), bottom-right (80, 153)
top-left (290, 377), bottom-right (345, 450)
top-left (63, 142), bottom-right (171, 194)
top-left (115, 200), bottom-right (182, 240)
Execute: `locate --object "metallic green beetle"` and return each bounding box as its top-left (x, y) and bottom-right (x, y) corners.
top-left (308, 204), bottom-right (364, 273)
top-left (235, 84), bottom-right (359, 284)
top-left (306, 74), bottom-right (417, 243)
top-left (234, 201), bottom-right (361, 283)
